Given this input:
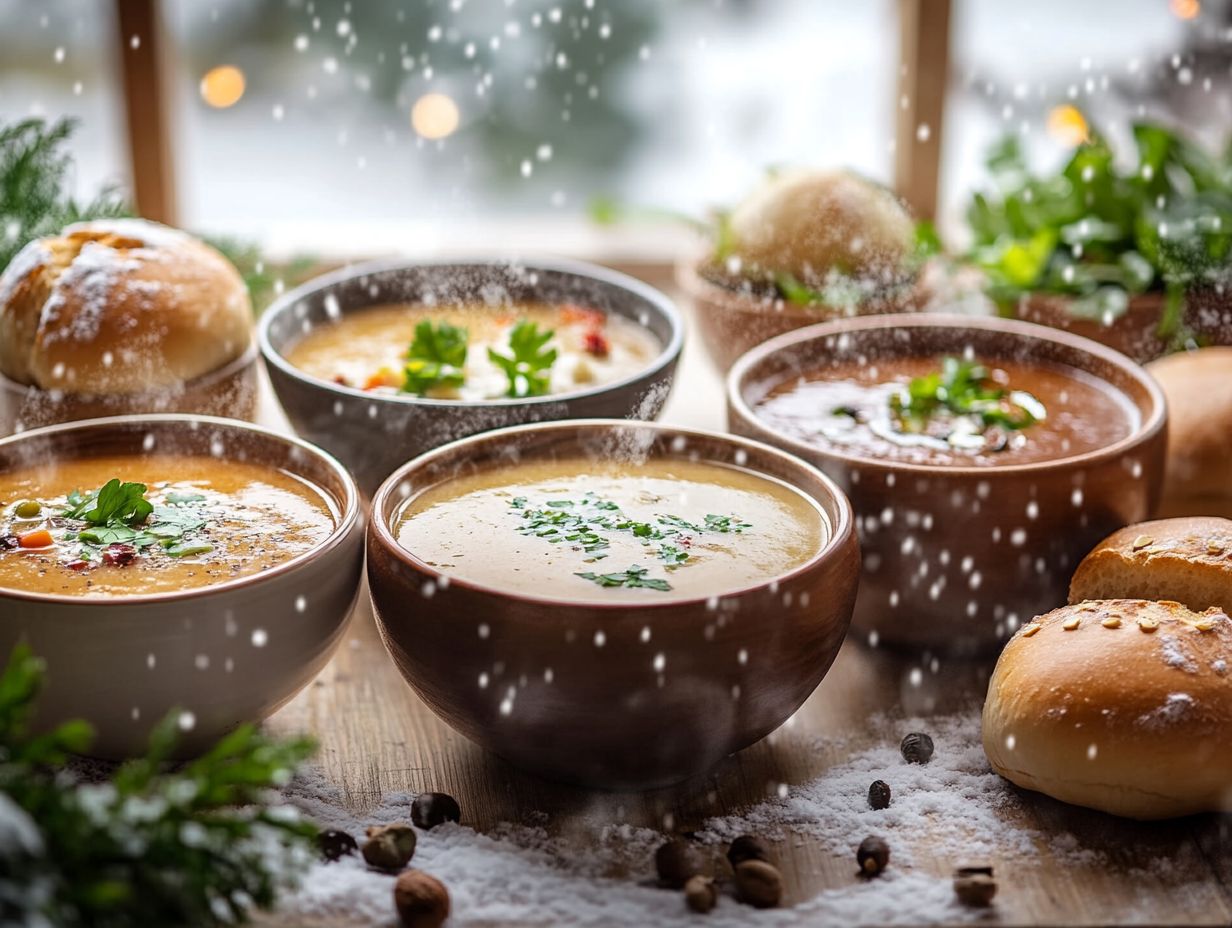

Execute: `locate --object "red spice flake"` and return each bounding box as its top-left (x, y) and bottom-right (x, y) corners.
top-left (66, 559), bottom-right (90, 571)
top-left (102, 543), bottom-right (137, 567)
top-left (332, 374), bottom-right (351, 387)
top-left (561, 304), bottom-right (605, 327)
top-left (583, 328), bottom-right (610, 357)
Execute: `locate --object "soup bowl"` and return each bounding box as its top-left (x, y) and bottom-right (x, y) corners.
top-left (260, 258), bottom-right (684, 495)
top-left (367, 419), bottom-right (859, 789)
top-left (728, 314), bottom-right (1167, 652)
top-left (0, 415), bottom-right (364, 758)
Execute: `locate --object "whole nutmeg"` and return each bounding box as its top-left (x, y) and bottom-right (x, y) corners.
top-left (867, 780), bottom-right (892, 811)
top-left (900, 732), bottom-right (934, 765)
top-left (684, 875), bottom-right (719, 914)
top-left (363, 823), bottom-right (418, 871)
top-left (655, 839), bottom-right (704, 888)
top-left (317, 828), bottom-right (358, 862)
top-left (411, 792), bottom-right (462, 830)
top-left (953, 866), bottom-right (997, 907)
top-left (394, 869), bottom-right (450, 928)
top-left (733, 860), bottom-right (782, 909)
top-left (857, 836), bottom-right (890, 876)
top-left (726, 834), bottom-right (771, 868)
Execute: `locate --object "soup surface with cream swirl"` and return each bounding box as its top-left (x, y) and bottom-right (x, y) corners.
top-left (395, 458), bottom-right (826, 602)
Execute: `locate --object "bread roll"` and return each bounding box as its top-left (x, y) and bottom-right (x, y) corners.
top-left (0, 219), bottom-right (252, 394)
top-left (1146, 347), bottom-right (1232, 508)
top-left (983, 599), bottom-right (1232, 819)
top-left (727, 169), bottom-right (915, 286)
top-left (1069, 517), bottom-right (1232, 613)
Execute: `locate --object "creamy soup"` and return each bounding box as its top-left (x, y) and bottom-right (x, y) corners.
top-left (0, 455), bottom-right (336, 596)
top-left (754, 356), bottom-right (1137, 467)
top-left (284, 302), bottom-right (660, 400)
top-left (395, 458), bottom-right (826, 603)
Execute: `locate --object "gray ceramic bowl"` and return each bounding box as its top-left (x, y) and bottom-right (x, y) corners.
top-left (0, 415), bottom-right (364, 759)
top-left (259, 258), bottom-right (684, 495)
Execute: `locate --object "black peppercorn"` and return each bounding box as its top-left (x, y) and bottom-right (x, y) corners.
top-left (411, 792), bottom-right (462, 830)
top-left (867, 780), bottom-right (892, 810)
top-left (726, 834), bottom-right (771, 868)
top-left (856, 836), bottom-right (890, 876)
top-left (317, 828), bottom-right (358, 862)
top-left (900, 732), bottom-right (934, 764)
top-left (655, 839), bottom-right (704, 888)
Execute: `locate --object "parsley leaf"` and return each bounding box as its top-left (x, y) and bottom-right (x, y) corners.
top-left (657, 543), bottom-right (690, 569)
top-left (62, 479), bottom-right (153, 526)
top-left (574, 565), bottom-right (672, 592)
top-left (889, 357), bottom-right (1044, 438)
top-left (402, 320), bottom-right (468, 395)
top-left (488, 319), bottom-right (557, 398)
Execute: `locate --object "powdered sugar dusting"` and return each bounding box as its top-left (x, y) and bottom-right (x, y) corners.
top-left (38, 241), bottom-right (145, 345)
top-left (1136, 692), bottom-right (1195, 730)
top-left (1157, 634), bottom-right (1198, 674)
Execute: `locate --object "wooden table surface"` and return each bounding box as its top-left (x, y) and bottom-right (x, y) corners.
top-left (261, 265), bottom-right (1231, 925)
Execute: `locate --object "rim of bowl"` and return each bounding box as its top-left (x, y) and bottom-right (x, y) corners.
top-left (727, 312), bottom-right (1168, 477)
top-left (258, 255), bottom-right (685, 408)
top-left (0, 413), bottom-right (361, 606)
top-left (0, 340), bottom-right (259, 401)
top-left (369, 417), bottom-right (856, 613)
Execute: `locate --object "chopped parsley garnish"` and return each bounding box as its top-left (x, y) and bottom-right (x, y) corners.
top-left (488, 319), bottom-right (557, 398)
top-left (889, 357), bottom-right (1045, 446)
top-left (63, 479), bottom-right (153, 526)
top-left (657, 542), bottom-right (690, 569)
top-left (574, 565), bottom-right (672, 592)
top-left (703, 514), bottom-right (752, 534)
top-left (56, 480), bottom-right (215, 565)
top-left (403, 320), bottom-right (468, 395)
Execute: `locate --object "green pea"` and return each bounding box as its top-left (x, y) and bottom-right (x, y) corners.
top-left (13, 500), bottom-right (41, 519)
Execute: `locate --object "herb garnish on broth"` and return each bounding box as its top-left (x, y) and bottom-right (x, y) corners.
top-left (488, 319), bottom-right (558, 398)
top-left (57, 479), bottom-right (215, 565)
top-left (508, 491), bottom-right (752, 592)
top-left (874, 357), bottom-right (1046, 451)
top-left (402, 320), bottom-right (469, 395)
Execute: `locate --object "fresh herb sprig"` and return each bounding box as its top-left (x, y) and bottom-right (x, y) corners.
top-left (0, 642), bottom-right (317, 928)
top-left (402, 320), bottom-right (468, 395)
top-left (574, 565), bottom-right (672, 592)
top-left (964, 121), bottom-right (1232, 339)
top-left (888, 357), bottom-right (1044, 439)
top-left (489, 319), bottom-right (558, 398)
top-left (60, 481), bottom-right (214, 562)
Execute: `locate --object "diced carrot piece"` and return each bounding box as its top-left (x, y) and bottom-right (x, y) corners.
top-left (18, 529), bottom-right (53, 549)
top-left (362, 368), bottom-right (398, 391)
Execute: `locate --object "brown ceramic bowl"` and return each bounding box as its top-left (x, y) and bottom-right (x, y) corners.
top-left (676, 256), bottom-right (923, 372)
top-left (367, 419), bottom-right (859, 788)
top-left (260, 258), bottom-right (684, 496)
top-left (1014, 289), bottom-right (1232, 364)
top-left (728, 314), bottom-right (1168, 653)
top-left (0, 343), bottom-right (260, 434)
top-left (0, 414), bottom-right (364, 759)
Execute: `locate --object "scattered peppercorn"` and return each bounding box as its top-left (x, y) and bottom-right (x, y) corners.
top-left (655, 839), bottom-right (704, 888)
top-left (867, 780), bottom-right (892, 810)
top-left (363, 823), bottom-right (418, 871)
top-left (317, 828), bottom-right (358, 862)
top-left (726, 834), bottom-right (771, 868)
top-left (394, 869), bottom-right (450, 928)
top-left (411, 792), bottom-right (461, 830)
top-left (953, 866), bottom-right (997, 907)
top-left (0, 534), bottom-right (19, 549)
top-left (684, 875), bottom-right (718, 914)
top-left (733, 860), bottom-right (782, 909)
top-left (856, 836), bottom-right (890, 876)
top-left (900, 732), bottom-right (934, 764)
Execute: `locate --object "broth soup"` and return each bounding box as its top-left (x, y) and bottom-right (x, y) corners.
top-left (395, 458), bottom-right (827, 603)
top-left (284, 302), bottom-right (660, 401)
top-left (0, 454), bottom-right (336, 596)
top-left (754, 355), bottom-right (1137, 467)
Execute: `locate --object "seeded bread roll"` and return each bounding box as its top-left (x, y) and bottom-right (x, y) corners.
top-left (1068, 518), bottom-right (1232, 613)
top-left (983, 599), bottom-right (1232, 819)
top-left (727, 169), bottom-right (915, 286)
top-left (0, 219), bottom-right (252, 394)
top-left (1146, 348), bottom-right (1232, 510)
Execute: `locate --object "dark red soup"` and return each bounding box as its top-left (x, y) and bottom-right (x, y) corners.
top-left (753, 355), bottom-right (1138, 467)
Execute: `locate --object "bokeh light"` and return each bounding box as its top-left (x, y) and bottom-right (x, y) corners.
top-left (1046, 104), bottom-right (1090, 147)
top-left (199, 65), bottom-right (246, 108)
top-left (411, 93), bottom-right (460, 140)
top-left (1170, 0), bottom-right (1200, 20)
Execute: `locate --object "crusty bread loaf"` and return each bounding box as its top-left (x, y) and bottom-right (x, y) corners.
top-left (1069, 517), bottom-right (1232, 613)
top-left (728, 169), bottom-right (915, 286)
top-left (1146, 347), bottom-right (1232, 504)
top-left (983, 599), bottom-right (1232, 819)
top-left (0, 219), bottom-right (252, 394)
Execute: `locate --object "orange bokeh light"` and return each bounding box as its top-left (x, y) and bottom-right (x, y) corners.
top-left (411, 93), bottom-right (461, 140)
top-left (1171, 0), bottom-right (1200, 20)
top-left (200, 65), bottom-right (246, 108)
top-left (1046, 105), bottom-right (1090, 147)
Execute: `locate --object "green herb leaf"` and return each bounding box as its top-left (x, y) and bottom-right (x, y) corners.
top-left (657, 542), bottom-right (690, 569)
top-left (164, 542), bottom-right (215, 558)
top-left (402, 320), bottom-right (469, 395)
top-left (488, 319), bottom-right (557, 398)
top-left (890, 357), bottom-right (1044, 439)
top-left (62, 479), bottom-right (153, 526)
top-left (164, 491), bottom-right (206, 506)
top-left (574, 564), bottom-right (672, 592)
